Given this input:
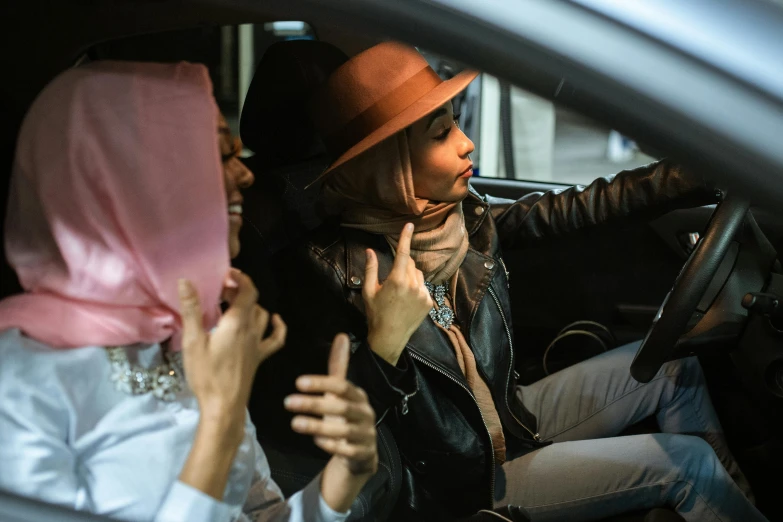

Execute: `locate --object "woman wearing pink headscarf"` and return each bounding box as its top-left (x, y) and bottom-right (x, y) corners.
top-left (0, 61), bottom-right (377, 522)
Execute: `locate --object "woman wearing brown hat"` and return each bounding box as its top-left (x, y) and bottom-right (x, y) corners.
top-left (260, 42), bottom-right (764, 522)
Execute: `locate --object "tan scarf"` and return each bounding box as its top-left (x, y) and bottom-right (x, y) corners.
top-left (323, 131), bottom-right (506, 463)
top-left (322, 131), bottom-right (468, 284)
top-left (443, 321), bottom-right (507, 464)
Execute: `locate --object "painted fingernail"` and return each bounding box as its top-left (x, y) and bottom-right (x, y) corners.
top-left (405, 223), bottom-right (414, 232)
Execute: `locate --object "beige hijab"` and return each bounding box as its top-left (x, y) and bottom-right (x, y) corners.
top-left (322, 131), bottom-right (468, 285)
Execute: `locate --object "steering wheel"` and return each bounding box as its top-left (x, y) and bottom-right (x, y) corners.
top-left (630, 193), bottom-right (750, 383)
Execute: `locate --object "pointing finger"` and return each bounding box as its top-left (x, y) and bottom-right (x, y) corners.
top-left (328, 333), bottom-right (350, 379)
top-left (392, 223), bottom-right (414, 272)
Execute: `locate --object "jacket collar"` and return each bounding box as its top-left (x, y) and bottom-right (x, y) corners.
top-left (462, 188), bottom-right (490, 237)
top-left (340, 189), bottom-right (498, 371)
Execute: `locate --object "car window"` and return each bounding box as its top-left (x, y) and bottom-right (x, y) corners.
top-left (410, 49), bottom-right (658, 186)
top-left (452, 72), bottom-right (656, 185)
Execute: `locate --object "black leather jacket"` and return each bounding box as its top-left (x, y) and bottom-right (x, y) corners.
top-left (255, 160), bottom-right (718, 519)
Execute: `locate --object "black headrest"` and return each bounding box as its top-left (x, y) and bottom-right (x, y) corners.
top-left (240, 40), bottom-right (349, 169)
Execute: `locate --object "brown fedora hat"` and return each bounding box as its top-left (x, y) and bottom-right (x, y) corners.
top-left (310, 41), bottom-right (478, 175)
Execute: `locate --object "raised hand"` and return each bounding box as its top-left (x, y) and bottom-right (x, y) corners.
top-left (362, 222), bottom-right (433, 365)
top-left (176, 269), bottom-right (287, 500)
top-left (284, 333), bottom-right (378, 511)
top-left (178, 269), bottom-right (287, 419)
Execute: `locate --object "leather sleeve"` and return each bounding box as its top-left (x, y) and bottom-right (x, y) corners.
top-left (487, 159), bottom-right (719, 250)
top-left (348, 342), bottom-right (418, 419)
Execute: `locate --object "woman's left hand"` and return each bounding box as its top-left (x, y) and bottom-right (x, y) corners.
top-left (284, 334), bottom-right (378, 511)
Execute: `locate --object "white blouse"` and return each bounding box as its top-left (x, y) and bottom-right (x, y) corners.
top-left (0, 328), bottom-right (349, 522)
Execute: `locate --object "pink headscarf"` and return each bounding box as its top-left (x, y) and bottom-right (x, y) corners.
top-left (0, 61), bottom-right (229, 350)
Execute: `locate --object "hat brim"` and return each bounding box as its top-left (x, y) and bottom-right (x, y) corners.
top-left (317, 69), bottom-right (479, 178)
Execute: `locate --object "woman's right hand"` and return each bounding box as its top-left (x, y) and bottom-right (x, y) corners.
top-left (178, 269), bottom-right (287, 424)
top-left (363, 223), bottom-right (433, 365)
top-left (176, 269), bottom-right (286, 500)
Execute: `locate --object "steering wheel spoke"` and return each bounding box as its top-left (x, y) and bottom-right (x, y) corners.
top-left (630, 194), bottom-right (750, 383)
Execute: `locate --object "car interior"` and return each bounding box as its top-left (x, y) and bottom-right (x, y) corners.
top-left (2, 3), bottom-right (783, 522)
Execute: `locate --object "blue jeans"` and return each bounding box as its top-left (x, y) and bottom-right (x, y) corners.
top-left (497, 342), bottom-right (765, 522)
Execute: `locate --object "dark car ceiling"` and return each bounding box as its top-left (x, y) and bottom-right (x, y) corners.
top-left (0, 0), bottom-right (384, 144)
top-left (2, 1), bottom-right (275, 118)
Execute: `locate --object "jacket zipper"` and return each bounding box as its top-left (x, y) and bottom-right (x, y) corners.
top-left (487, 285), bottom-right (541, 442)
top-left (406, 350), bottom-right (496, 508)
